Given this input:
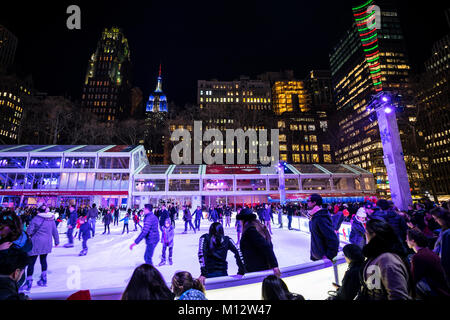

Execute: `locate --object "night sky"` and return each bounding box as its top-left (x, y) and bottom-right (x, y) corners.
top-left (1, 0), bottom-right (449, 107)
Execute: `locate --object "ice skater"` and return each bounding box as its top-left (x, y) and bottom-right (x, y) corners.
top-left (193, 206), bottom-right (203, 231)
top-left (78, 213), bottom-right (91, 256)
top-left (224, 206), bottom-right (232, 228)
top-left (235, 208), bottom-right (243, 245)
top-left (182, 205), bottom-right (196, 234)
top-left (263, 204), bottom-right (273, 235)
top-left (130, 204), bottom-right (160, 266)
top-left (158, 218), bottom-right (174, 266)
top-left (102, 209), bottom-right (112, 235)
top-left (120, 212), bottom-right (130, 234)
top-left (133, 210), bottom-right (142, 231)
top-left (64, 205), bottom-right (77, 248)
top-left (277, 205), bottom-right (283, 228)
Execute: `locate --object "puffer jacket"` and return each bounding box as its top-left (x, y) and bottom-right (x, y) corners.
top-left (384, 210), bottom-right (408, 242)
top-left (135, 213), bottom-right (160, 245)
top-left (27, 212), bottom-right (59, 256)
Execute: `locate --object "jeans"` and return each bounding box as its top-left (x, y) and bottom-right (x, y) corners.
top-left (195, 219), bottom-right (201, 230)
top-left (27, 254), bottom-right (48, 276)
top-left (89, 218), bottom-right (96, 237)
top-left (67, 227), bottom-right (74, 244)
top-left (288, 215), bottom-right (293, 229)
top-left (144, 242), bottom-right (157, 266)
top-left (184, 220), bottom-right (195, 232)
top-left (206, 271), bottom-right (227, 278)
top-left (122, 223), bottom-right (129, 234)
top-left (162, 244), bottom-right (173, 260)
top-left (104, 224), bottom-right (110, 234)
top-left (82, 238), bottom-right (88, 250)
top-left (278, 213), bottom-right (283, 227)
top-left (134, 222), bottom-right (142, 230)
top-left (114, 216), bottom-right (119, 226)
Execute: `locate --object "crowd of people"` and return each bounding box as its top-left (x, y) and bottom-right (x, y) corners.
top-left (0, 195), bottom-right (449, 300)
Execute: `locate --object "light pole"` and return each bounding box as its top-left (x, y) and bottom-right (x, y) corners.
top-left (277, 161), bottom-right (286, 205)
top-left (367, 92), bottom-right (413, 210)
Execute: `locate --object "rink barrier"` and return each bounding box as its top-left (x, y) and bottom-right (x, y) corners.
top-left (29, 253), bottom-right (346, 300)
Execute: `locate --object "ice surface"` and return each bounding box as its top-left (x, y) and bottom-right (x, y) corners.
top-left (26, 215), bottom-right (317, 295)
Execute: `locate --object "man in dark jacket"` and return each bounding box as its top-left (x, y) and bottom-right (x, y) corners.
top-left (286, 204), bottom-right (295, 230)
top-left (169, 204), bottom-right (177, 227)
top-left (158, 204), bottom-right (170, 228)
top-left (307, 194), bottom-right (339, 261)
top-left (377, 199), bottom-right (408, 243)
top-left (87, 204), bottom-right (99, 237)
top-left (64, 205), bottom-right (77, 248)
top-left (236, 208), bottom-right (280, 277)
top-left (130, 204), bottom-right (160, 266)
top-left (113, 208), bottom-right (119, 226)
top-left (0, 247), bottom-right (29, 300)
top-left (193, 206), bottom-right (203, 231)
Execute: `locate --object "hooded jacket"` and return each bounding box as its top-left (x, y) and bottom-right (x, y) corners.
top-left (198, 234), bottom-right (246, 277)
top-left (309, 208), bottom-right (339, 261)
top-left (27, 212), bottom-right (59, 256)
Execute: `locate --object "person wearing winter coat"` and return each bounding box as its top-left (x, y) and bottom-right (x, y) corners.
top-left (224, 206), bottom-right (232, 228)
top-left (430, 207), bottom-right (450, 288)
top-left (209, 207), bottom-right (218, 223)
top-left (263, 204), bottom-right (273, 235)
top-left (331, 206), bottom-right (345, 233)
top-left (102, 210), bottom-right (113, 234)
top-left (182, 206), bottom-right (196, 234)
top-left (197, 222), bottom-right (246, 284)
top-left (120, 213), bottom-right (130, 234)
top-left (172, 271), bottom-right (207, 300)
top-left (193, 206), bottom-right (203, 231)
top-left (130, 204), bottom-right (160, 266)
top-left (307, 194), bottom-right (339, 262)
top-left (87, 204), bottom-right (98, 237)
top-left (64, 205), bottom-right (77, 248)
top-left (357, 219), bottom-right (412, 300)
top-left (133, 210), bottom-right (142, 231)
top-left (158, 205), bottom-right (170, 228)
top-left (113, 208), bottom-right (120, 226)
top-left (236, 208), bottom-right (280, 277)
top-left (276, 205), bottom-right (283, 228)
top-left (21, 206), bottom-right (59, 291)
top-left (406, 228), bottom-right (450, 299)
top-left (158, 218), bottom-right (174, 266)
top-left (328, 244), bottom-right (365, 300)
top-left (169, 204), bottom-right (177, 227)
top-left (350, 208), bottom-right (367, 249)
top-left (0, 247), bottom-right (30, 300)
top-left (78, 213), bottom-right (91, 256)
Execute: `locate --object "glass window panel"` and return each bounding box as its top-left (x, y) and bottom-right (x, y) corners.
top-left (120, 173), bottom-right (129, 190)
top-left (203, 179), bottom-right (233, 192)
top-left (0, 173), bottom-right (6, 190)
top-left (44, 173), bottom-right (58, 190)
top-left (33, 173), bottom-right (43, 189)
top-left (59, 173), bottom-right (69, 189)
top-left (24, 173), bottom-right (34, 190)
top-left (99, 157), bottom-right (112, 169)
top-left (236, 179), bottom-right (254, 191)
top-left (29, 157), bottom-right (62, 169)
top-left (10, 173), bottom-right (20, 190)
top-left (134, 179), bottom-right (165, 192)
top-left (303, 178), bottom-right (330, 190)
top-left (94, 173), bottom-right (103, 189)
top-left (77, 173), bottom-right (87, 190)
top-left (103, 173), bottom-right (112, 190)
top-left (0, 157), bottom-right (27, 169)
top-left (112, 157), bottom-right (129, 169)
top-left (112, 173), bottom-right (121, 190)
top-left (86, 173), bottom-right (95, 190)
top-left (285, 178), bottom-right (299, 190)
top-left (169, 179), bottom-right (200, 191)
top-left (68, 173), bottom-right (78, 189)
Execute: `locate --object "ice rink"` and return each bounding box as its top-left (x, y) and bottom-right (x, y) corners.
top-left (24, 215), bottom-right (313, 290)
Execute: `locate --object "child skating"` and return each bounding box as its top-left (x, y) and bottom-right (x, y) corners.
top-left (120, 212), bottom-right (130, 234)
top-left (158, 218), bottom-right (174, 266)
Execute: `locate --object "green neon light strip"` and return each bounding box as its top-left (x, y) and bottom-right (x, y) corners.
top-left (367, 56), bottom-right (379, 63)
top-left (352, 0), bottom-right (373, 11)
top-left (373, 81), bottom-right (382, 86)
top-left (362, 33), bottom-right (378, 42)
top-left (355, 11), bottom-right (375, 22)
top-left (370, 69), bottom-right (381, 74)
top-left (364, 44), bottom-right (379, 52)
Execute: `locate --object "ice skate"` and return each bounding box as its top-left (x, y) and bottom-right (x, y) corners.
top-left (63, 243), bottom-right (74, 248)
top-left (20, 277), bottom-right (33, 292)
top-left (37, 273), bottom-right (47, 287)
top-left (79, 248), bottom-right (88, 256)
top-left (158, 260), bottom-right (166, 267)
top-left (168, 258), bottom-right (173, 265)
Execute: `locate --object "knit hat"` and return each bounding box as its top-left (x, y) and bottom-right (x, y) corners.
top-left (343, 244), bottom-right (364, 262)
top-left (364, 202), bottom-right (375, 210)
top-left (67, 290), bottom-right (91, 300)
top-left (356, 208), bottom-right (367, 219)
top-left (236, 208), bottom-right (257, 221)
top-left (377, 199), bottom-right (390, 211)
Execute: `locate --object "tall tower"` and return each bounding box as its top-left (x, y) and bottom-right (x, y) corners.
top-left (146, 64), bottom-right (168, 113)
top-left (0, 25), bottom-right (18, 72)
top-left (81, 27), bottom-right (132, 123)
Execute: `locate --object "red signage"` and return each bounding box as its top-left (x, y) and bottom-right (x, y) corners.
top-left (206, 165), bottom-right (261, 175)
top-left (0, 191), bottom-right (128, 196)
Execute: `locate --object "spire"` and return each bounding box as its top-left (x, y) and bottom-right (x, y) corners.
top-left (155, 63), bottom-right (163, 93)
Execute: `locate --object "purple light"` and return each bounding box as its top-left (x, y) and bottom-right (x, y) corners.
top-left (382, 96), bottom-right (389, 102)
top-left (384, 107), bottom-right (393, 114)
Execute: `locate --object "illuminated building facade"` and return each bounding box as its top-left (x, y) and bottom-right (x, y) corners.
top-left (146, 64), bottom-right (168, 113)
top-left (81, 27), bottom-right (132, 123)
top-left (272, 80), bottom-right (309, 115)
top-left (197, 76), bottom-right (271, 111)
top-left (329, 1), bottom-right (425, 197)
top-left (417, 33), bottom-right (450, 197)
top-left (0, 25), bottom-right (18, 72)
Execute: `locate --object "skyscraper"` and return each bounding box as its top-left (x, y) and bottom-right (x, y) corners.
top-left (81, 27), bottom-right (132, 123)
top-left (329, 0), bottom-right (425, 197)
top-left (417, 33), bottom-right (450, 198)
top-left (0, 25), bottom-right (18, 72)
top-left (146, 64), bottom-right (168, 113)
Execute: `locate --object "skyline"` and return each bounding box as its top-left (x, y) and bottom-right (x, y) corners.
top-left (1, 0), bottom-right (449, 107)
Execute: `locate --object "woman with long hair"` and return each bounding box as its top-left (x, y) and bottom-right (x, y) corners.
top-left (261, 275), bottom-right (304, 300)
top-left (122, 264), bottom-right (174, 300)
top-left (357, 218), bottom-right (412, 300)
top-left (171, 271), bottom-right (207, 300)
top-left (197, 222), bottom-right (246, 284)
